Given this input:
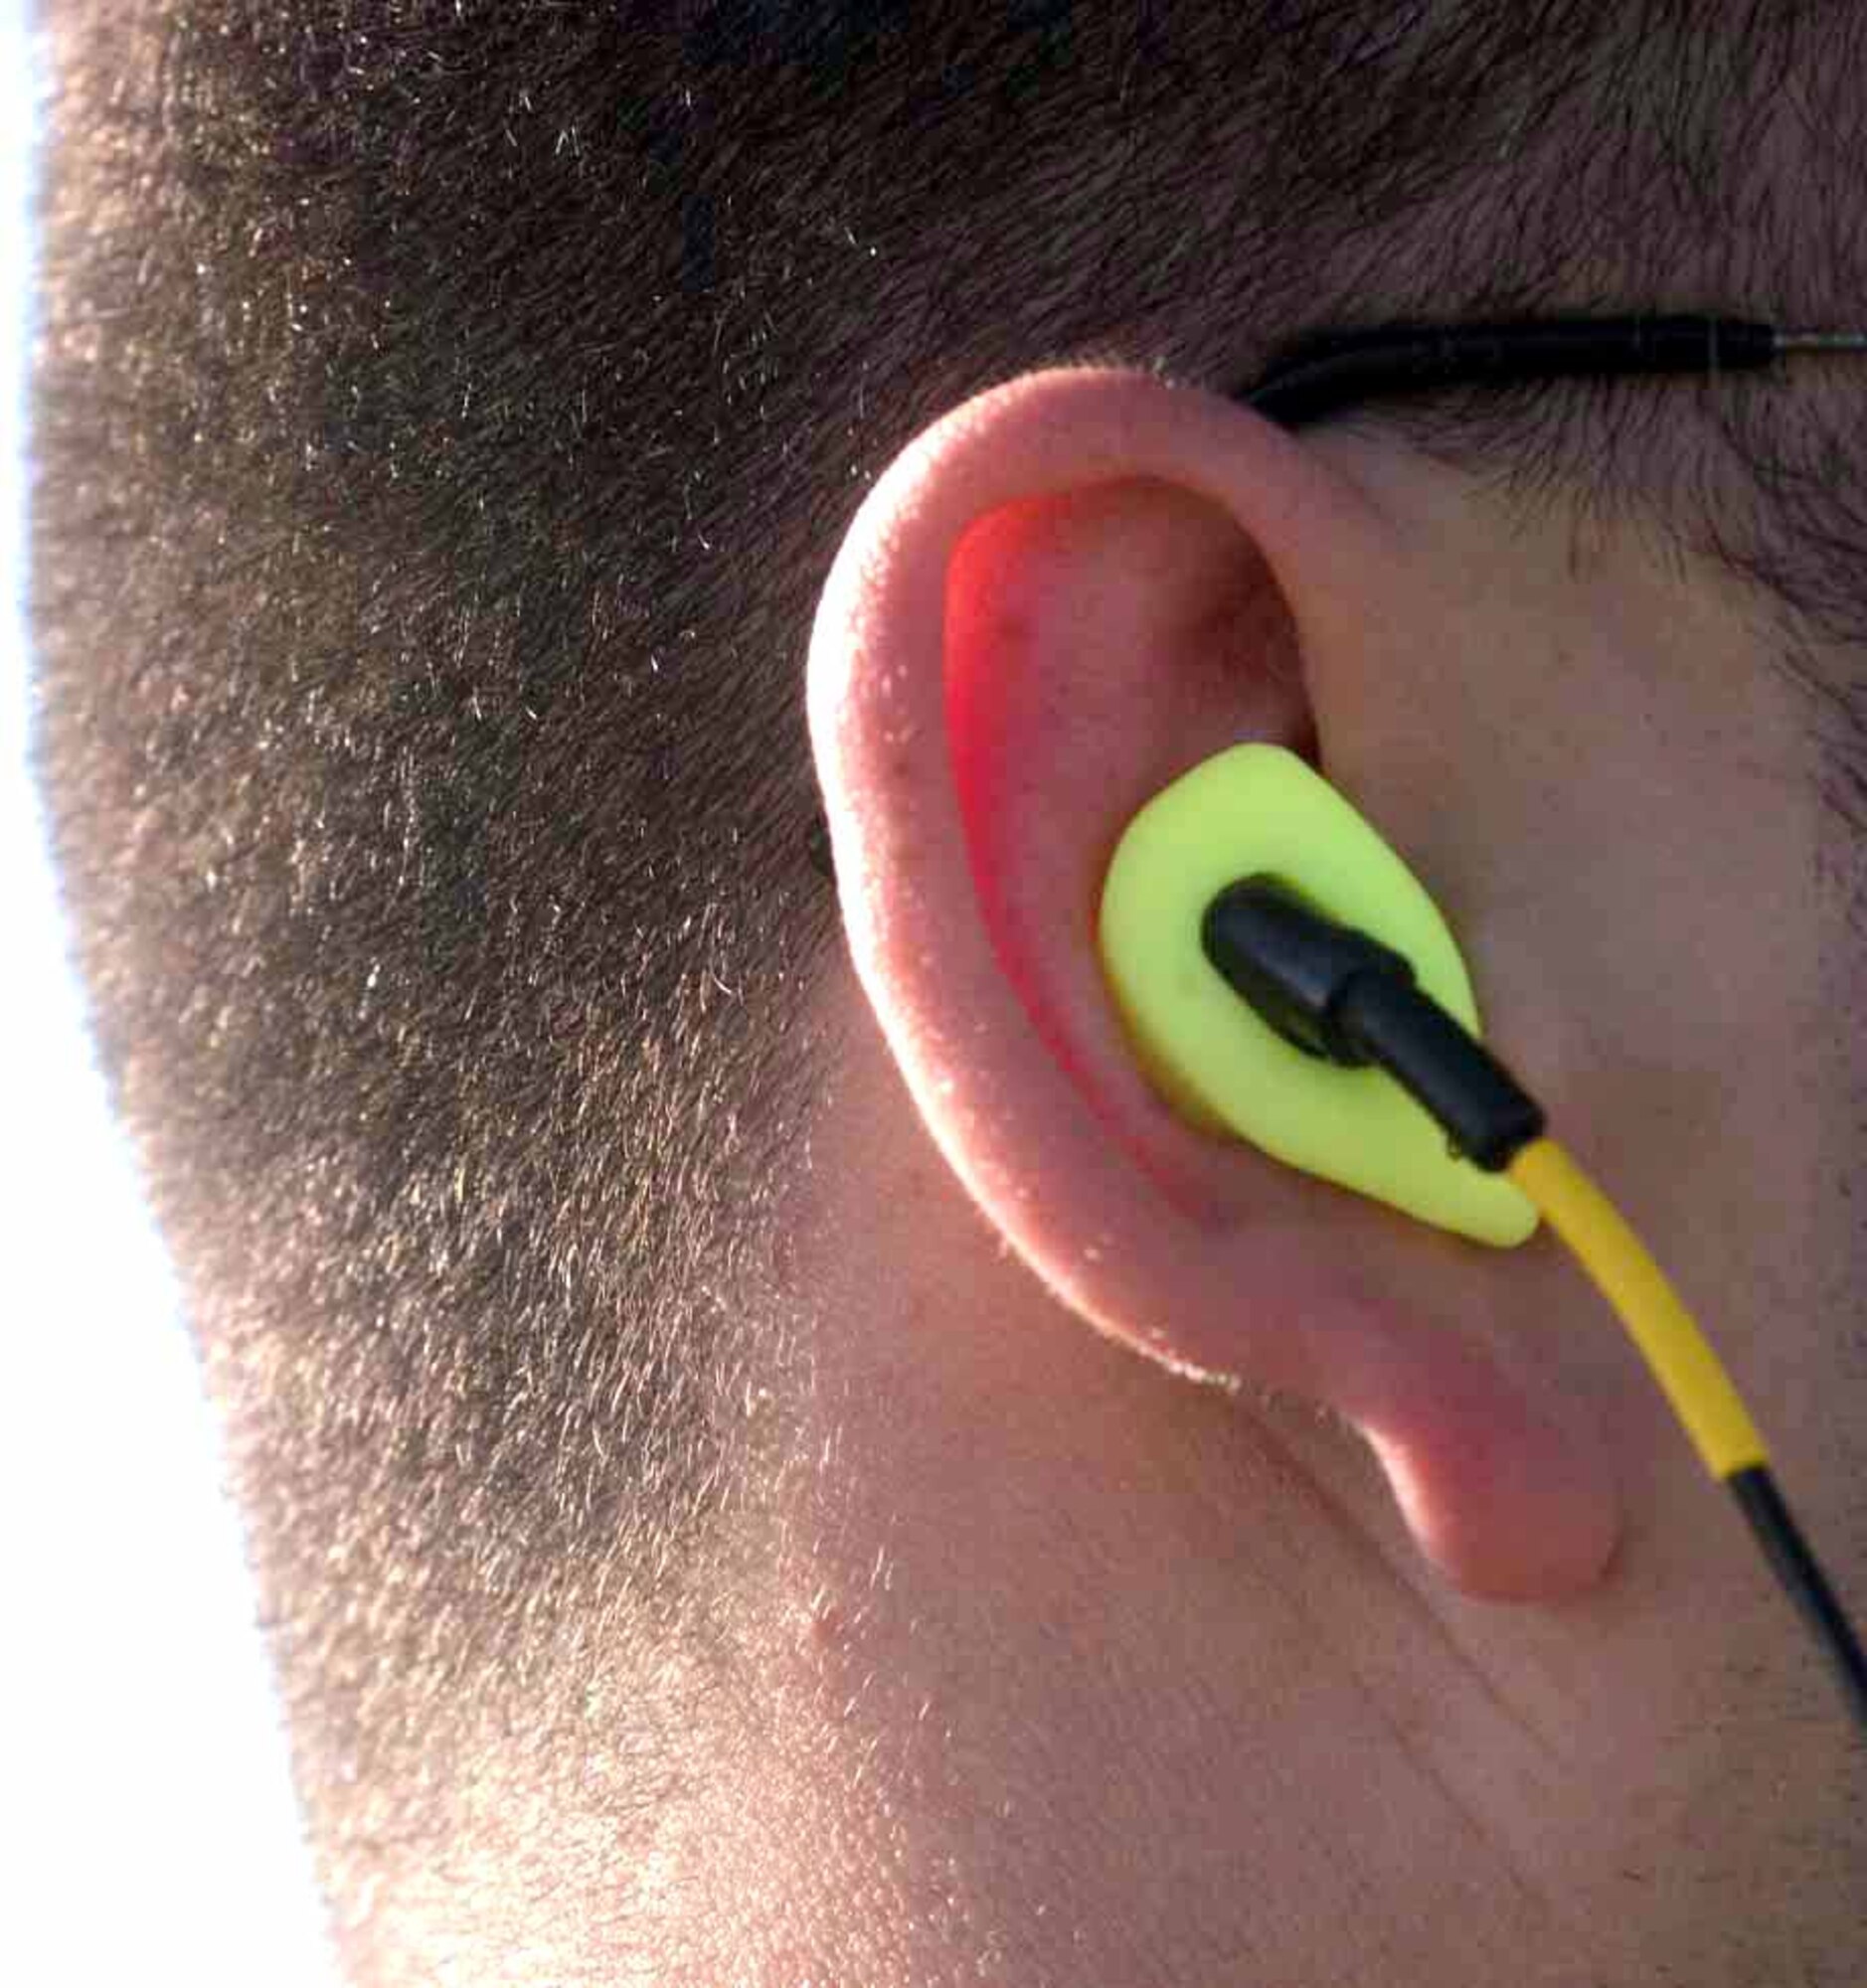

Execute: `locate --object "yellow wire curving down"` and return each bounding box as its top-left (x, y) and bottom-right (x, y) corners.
top-left (1506, 1137), bottom-right (1769, 1480)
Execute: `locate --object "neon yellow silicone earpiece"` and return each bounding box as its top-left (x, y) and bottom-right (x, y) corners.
top-left (1098, 744), bottom-right (1538, 1246)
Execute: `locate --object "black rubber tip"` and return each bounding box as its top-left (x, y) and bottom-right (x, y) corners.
top-left (1201, 876), bottom-right (1416, 1069)
top-left (1200, 877), bottom-right (1545, 1171)
top-left (1333, 973), bottom-right (1546, 1172)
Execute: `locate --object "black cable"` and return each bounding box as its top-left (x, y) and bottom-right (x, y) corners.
top-left (1241, 313), bottom-right (1785, 427)
top-left (1729, 1466), bottom-right (1867, 1739)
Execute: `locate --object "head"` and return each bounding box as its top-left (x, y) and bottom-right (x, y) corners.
top-left (31, 2), bottom-right (1867, 1980)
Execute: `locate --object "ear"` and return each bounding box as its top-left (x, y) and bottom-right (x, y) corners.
top-left (806, 367), bottom-right (1618, 1601)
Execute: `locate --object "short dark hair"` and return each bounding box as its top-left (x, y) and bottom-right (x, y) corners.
top-left (31, 0), bottom-right (1867, 1950)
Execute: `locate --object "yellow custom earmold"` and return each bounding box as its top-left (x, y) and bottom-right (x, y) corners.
top-left (1098, 743), bottom-right (1538, 1245)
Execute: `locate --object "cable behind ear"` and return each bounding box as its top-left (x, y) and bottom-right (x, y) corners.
top-left (1097, 743), bottom-right (1538, 1245)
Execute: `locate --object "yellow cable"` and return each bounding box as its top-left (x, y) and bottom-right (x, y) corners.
top-left (1505, 1137), bottom-right (1769, 1480)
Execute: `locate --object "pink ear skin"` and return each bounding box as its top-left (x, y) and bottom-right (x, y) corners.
top-left (809, 365), bottom-right (1619, 1601)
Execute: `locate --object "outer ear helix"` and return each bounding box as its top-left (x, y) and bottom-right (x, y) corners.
top-left (1097, 742), bottom-right (1538, 1246)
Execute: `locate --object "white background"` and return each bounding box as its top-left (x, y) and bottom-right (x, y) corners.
top-left (4, 9), bottom-right (341, 1982)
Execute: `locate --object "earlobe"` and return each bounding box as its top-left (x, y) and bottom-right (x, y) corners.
top-left (807, 366), bottom-right (1619, 1601)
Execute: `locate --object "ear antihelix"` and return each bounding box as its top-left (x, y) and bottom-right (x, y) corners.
top-left (1097, 743), bottom-right (1538, 1245)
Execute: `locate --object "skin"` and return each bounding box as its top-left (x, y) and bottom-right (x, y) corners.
top-left (649, 371), bottom-right (1861, 1982)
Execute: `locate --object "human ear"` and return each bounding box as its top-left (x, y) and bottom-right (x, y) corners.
top-left (805, 367), bottom-right (1618, 1601)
